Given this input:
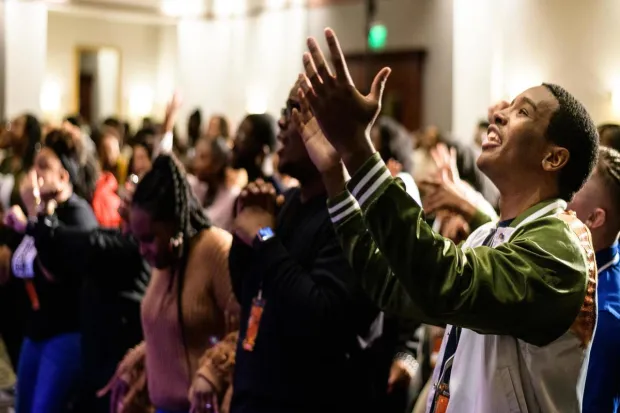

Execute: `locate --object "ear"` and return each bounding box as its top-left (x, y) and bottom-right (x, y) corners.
top-left (59, 168), bottom-right (70, 184)
top-left (585, 207), bottom-right (607, 231)
top-left (542, 146), bottom-right (570, 172)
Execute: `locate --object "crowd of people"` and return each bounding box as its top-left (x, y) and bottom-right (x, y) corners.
top-left (0, 26), bottom-right (618, 413)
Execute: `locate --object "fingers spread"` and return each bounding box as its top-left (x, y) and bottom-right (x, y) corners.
top-left (324, 28), bottom-right (350, 82)
top-left (303, 51), bottom-right (324, 94)
top-left (307, 36), bottom-right (334, 84)
top-left (369, 67), bottom-right (391, 103)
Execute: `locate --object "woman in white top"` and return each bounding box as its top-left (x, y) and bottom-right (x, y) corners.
top-left (187, 136), bottom-right (241, 232)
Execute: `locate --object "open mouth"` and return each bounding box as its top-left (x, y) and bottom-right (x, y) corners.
top-left (482, 125), bottom-right (502, 150)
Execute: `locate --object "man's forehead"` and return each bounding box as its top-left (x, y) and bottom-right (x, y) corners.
top-left (518, 85), bottom-right (559, 112)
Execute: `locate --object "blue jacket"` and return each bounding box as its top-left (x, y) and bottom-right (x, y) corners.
top-left (584, 241), bottom-right (620, 412)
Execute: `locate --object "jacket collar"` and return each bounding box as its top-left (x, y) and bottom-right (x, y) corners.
top-left (508, 198), bottom-right (567, 229)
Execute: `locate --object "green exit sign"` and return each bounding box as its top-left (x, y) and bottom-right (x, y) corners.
top-left (368, 23), bottom-right (387, 50)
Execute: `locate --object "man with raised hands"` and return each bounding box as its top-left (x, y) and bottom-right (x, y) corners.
top-left (292, 27), bottom-right (599, 412)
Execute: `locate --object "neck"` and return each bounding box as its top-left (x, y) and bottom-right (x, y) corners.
top-left (498, 186), bottom-right (557, 221)
top-left (299, 176), bottom-right (325, 203)
top-left (592, 230), bottom-right (619, 253)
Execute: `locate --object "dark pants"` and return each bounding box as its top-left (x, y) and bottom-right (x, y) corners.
top-left (16, 333), bottom-right (82, 413)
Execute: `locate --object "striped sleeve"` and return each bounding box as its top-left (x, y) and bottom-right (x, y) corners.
top-left (327, 190), bottom-right (360, 226)
top-left (346, 152), bottom-right (395, 212)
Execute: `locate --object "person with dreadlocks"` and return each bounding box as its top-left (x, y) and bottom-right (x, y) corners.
top-left (101, 153), bottom-right (239, 413)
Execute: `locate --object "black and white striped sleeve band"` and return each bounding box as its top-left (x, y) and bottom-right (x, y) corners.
top-left (347, 153), bottom-right (393, 209)
top-left (326, 152), bottom-right (394, 225)
top-left (327, 190), bottom-right (359, 225)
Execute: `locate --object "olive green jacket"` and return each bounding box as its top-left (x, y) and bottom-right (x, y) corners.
top-left (327, 153), bottom-right (596, 412)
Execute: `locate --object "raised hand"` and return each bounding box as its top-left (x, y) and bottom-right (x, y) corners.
top-left (292, 81), bottom-right (340, 173)
top-left (164, 91), bottom-right (182, 133)
top-left (429, 143), bottom-right (460, 186)
top-left (300, 28), bottom-right (391, 173)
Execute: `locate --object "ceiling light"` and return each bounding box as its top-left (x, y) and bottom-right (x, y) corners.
top-left (212, 0), bottom-right (246, 18)
top-left (161, 0), bottom-right (206, 17)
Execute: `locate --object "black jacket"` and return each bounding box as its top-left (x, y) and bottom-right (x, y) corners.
top-left (28, 217), bottom-right (149, 392)
top-left (230, 188), bottom-right (404, 413)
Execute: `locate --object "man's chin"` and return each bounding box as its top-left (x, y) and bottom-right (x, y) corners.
top-left (475, 151), bottom-right (493, 174)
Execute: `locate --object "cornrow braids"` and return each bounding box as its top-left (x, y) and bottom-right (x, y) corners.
top-left (597, 146), bottom-right (620, 211)
top-left (132, 153), bottom-right (212, 378)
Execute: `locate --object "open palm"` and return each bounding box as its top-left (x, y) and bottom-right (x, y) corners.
top-left (299, 28), bottom-right (391, 158)
top-left (292, 86), bottom-right (340, 173)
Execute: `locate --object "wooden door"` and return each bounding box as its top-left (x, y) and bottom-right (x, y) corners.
top-left (79, 73), bottom-right (94, 124)
top-left (345, 50), bottom-right (426, 131)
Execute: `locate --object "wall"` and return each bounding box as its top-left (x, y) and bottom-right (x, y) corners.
top-left (177, 0), bottom-right (454, 134)
top-left (46, 11), bottom-right (165, 124)
top-left (96, 48), bottom-right (121, 122)
top-left (451, 0), bottom-right (620, 141)
top-left (4, 1), bottom-right (47, 120)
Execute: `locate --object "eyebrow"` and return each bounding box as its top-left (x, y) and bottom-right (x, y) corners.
top-left (510, 96), bottom-right (538, 112)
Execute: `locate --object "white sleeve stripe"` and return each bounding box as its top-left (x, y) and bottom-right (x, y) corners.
top-left (330, 203), bottom-right (360, 224)
top-left (351, 160), bottom-right (385, 198)
top-left (327, 193), bottom-right (356, 214)
top-left (358, 169), bottom-right (391, 208)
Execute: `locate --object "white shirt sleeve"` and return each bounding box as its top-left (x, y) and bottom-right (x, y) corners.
top-left (156, 131), bottom-right (174, 158)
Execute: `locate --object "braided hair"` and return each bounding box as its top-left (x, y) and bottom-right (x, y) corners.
top-left (132, 153), bottom-right (212, 373)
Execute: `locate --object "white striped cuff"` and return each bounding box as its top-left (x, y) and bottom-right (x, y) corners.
top-left (327, 191), bottom-right (360, 225)
top-left (346, 153), bottom-right (393, 210)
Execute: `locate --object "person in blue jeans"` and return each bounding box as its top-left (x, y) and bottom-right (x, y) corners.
top-left (4, 129), bottom-right (98, 412)
top-left (569, 145), bottom-right (620, 412)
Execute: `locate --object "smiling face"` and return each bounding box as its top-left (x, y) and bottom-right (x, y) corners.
top-left (478, 86), bottom-right (566, 191)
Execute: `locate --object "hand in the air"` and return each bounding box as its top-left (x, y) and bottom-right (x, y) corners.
top-left (430, 143), bottom-right (460, 186)
top-left (163, 92), bottom-right (182, 134)
top-left (291, 78), bottom-right (341, 173)
top-left (188, 375), bottom-right (219, 413)
top-left (18, 169), bottom-right (40, 217)
top-left (299, 28), bottom-right (391, 170)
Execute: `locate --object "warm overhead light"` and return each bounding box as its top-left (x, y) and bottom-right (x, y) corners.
top-left (246, 88), bottom-right (267, 114)
top-left (612, 89), bottom-right (620, 116)
top-left (266, 0), bottom-right (287, 10)
top-left (212, 0), bottom-right (246, 18)
top-left (160, 0), bottom-right (206, 17)
top-left (129, 86), bottom-right (154, 117)
top-left (40, 79), bottom-right (62, 115)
